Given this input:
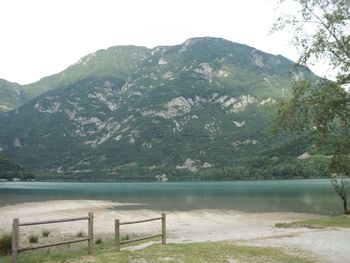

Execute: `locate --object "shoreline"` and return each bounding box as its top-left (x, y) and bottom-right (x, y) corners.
top-left (0, 177), bottom-right (330, 183)
top-left (0, 199), bottom-right (321, 235)
top-left (0, 200), bottom-right (349, 263)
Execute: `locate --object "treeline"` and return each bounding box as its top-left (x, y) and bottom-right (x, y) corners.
top-left (34, 155), bottom-right (329, 181)
top-left (0, 154), bottom-right (35, 181)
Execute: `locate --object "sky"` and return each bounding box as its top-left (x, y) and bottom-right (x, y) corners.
top-left (0, 0), bottom-right (333, 85)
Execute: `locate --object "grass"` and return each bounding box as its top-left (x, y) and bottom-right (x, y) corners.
top-left (0, 233), bottom-right (12, 255)
top-left (28, 235), bottom-right (39, 243)
top-left (0, 240), bottom-right (315, 263)
top-left (42, 230), bottom-right (50, 237)
top-left (276, 215), bottom-right (350, 229)
top-left (76, 231), bottom-right (85, 237)
top-left (121, 234), bottom-right (130, 241)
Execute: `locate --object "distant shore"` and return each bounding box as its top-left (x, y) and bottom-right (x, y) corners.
top-left (1, 200), bottom-right (349, 262)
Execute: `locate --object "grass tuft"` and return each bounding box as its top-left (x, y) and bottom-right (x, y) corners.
top-left (42, 230), bottom-right (50, 237)
top-left (76, 231), bottom-right (85, 237)
top-left (121, 234), bottom-right (130, 241)
top-left (28, 235), bottom-right (39, 243)
top-left (276, 215), bottom-right (350, 229)
top-left (0, 233), bottom-right (12, 255)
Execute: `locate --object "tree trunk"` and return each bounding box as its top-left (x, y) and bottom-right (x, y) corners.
top-left (344, 198), bottom-right (350, 214)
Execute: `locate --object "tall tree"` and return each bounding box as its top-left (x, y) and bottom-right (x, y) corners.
top-left (272, 0), bottom-right (350, 213)
top-left (272, 0), bottom-right (350, 85)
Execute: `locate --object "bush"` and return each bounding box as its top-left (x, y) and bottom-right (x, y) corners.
top-left (42, 230), bottom-right (50, 237)
top-left (95, 238), bottom-right (102, 244)
top-left (76, 231), bottom-right (84, 237)
top-left (28, 235), bottom-right (38, 243)
top-left (0, 233), bottom-right (12, 255)
top-left (121, 234), bottom-right (129, 241)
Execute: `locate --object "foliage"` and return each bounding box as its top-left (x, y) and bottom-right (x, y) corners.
top-left (272, 80), bottom-right (350, 212)
top-left (272, 80), bottom-right (350, 153)
top-left (0, 153), bottom-right (34, 181)
top-left (276, 214), bottom-right (350, 228)
top-left (120, 234), bottom-right (130, 242)
top-left (0, 233), bottom-right (12, 256)
top-left (272, 0), bottom-right (350, 213)
top-left (76, 231), bottom-right (84, 237)
top-left (28, 234), bottom-right (38, 243)
top-left (273, 0), bottom-right (350, 85)
top-left (330, 176), bottom-right (350, 214)
top-left (41, 230), bottom-right (50, 237)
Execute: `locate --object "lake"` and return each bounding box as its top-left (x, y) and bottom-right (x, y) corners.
top-left (0, 179), bottom-right (343, 215)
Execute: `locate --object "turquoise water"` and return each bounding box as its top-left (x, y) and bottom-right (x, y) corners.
top-left (0, 179), bottom-right (342, 215)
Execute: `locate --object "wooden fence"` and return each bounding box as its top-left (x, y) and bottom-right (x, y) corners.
top-left (12, 212), bottom-right (93, 263)
top-left (114, 213), bottom-right (166, 251)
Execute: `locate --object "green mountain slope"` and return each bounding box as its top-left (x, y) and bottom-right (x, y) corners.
top-left (0, 37), bottom-right (322, 180)
top-left (25, 45), bottom-right (152, 97)
top-left (0, 46), bottom-right (151, 112)
top-left (0, 79), bottom-right (30, 112)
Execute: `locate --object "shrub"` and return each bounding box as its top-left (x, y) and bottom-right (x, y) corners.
top-left (95, 238), bottom-right (102, 244)
top-left (42, 230), bottom-right (50, 237)
top-left (121, 234), bottom-right (129, 241)
top-left (0, 233), bottom-right (12, 255)
top-left (76, 231), bottom-right (84, 237)
top-left (29, 235), bottom-right (38, 243)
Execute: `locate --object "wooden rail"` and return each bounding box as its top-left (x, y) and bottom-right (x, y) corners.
top-left (18, 216), bottom-right (90, 226)
top-left (114, 213), bottom-right (166, 251)
top-left (18, 238), bottom-right (90, 252)
top-left (12, 212), bottom-right (93, 263)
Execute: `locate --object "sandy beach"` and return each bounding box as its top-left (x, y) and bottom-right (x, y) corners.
top-left (0, 200), bottom-right (349, 263)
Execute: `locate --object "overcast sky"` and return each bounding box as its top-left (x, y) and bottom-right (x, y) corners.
top-left (0, 0), bottom-right (333, 85)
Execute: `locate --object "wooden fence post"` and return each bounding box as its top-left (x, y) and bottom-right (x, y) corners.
top-left (161, 213), bottom-right (166, 245)
top-left (88, 212), bottom-right (93, 255)
top-left (12, 218), bottom-right (19, 263)
top-left (115, 219), bottom-right (120, 251)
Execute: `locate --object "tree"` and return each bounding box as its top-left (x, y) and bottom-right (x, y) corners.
top-left (272, 0), bottom-right (350, 85)
top-left (272, 0), bottom-right (350, 213)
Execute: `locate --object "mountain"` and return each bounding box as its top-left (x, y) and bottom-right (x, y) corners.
top-left (0, 79), bottom-right (30, 112)
top-left (24, 45), bottom-right (152, 97)
top-left (0, 37), bottom-right (324, 181)
top-left (0, 46), bottom-right (151, 112)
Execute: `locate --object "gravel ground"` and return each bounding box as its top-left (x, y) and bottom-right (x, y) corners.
top-left (247, 228), bottom-right (350, 263)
